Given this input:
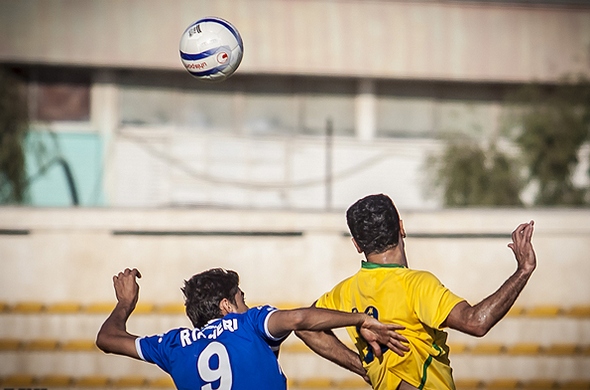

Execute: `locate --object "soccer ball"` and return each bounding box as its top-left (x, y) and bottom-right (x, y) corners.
top-left (179, 17), bottom-right (244, 82)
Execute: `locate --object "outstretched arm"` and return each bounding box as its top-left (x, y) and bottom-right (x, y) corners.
top-left (268, 306), bottom-right (408, 359)
top-left (96, 268), bottom-right (142, 359)
top-left (296, 329), bottom-right (370, 381)
top-left (443, 221), bottom-right (536, 337)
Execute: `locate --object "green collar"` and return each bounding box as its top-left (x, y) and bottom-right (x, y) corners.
top-left (361, 261), bottom-right (406, 269)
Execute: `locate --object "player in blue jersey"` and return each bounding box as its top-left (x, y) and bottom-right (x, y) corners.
top-left (96, 267), bottom-right (410, 390)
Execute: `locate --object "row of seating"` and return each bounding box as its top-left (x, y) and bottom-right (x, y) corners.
top-left (0, 375), bottom-right (589, 389)
top-left (1, 302), bottom-right (589, 317)
top-left (1, 337), bottom-right (588, 356)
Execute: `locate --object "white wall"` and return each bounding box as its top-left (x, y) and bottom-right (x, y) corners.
top-left (1, 207), bottom-right (588, 308)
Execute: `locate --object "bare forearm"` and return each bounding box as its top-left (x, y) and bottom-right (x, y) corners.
top-left (296, 330), bottom-right (366, 377)
top-left (474, 268), bottom-right (532, 330)
top-left (96, 301), bottom-right (137, 353)
top-left (294, 307), bottom-right (367, 331)
top-left (451, 267), bottom-right (533, 336)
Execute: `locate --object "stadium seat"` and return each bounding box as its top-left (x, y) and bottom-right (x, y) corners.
top-left (526, 305), bottom-right (562, 317)
top-left (23, 339), bottom-right (60, 351)
top-left (506, 343), bottom-right (541, 355)
top-left (61, 339), bottom-right (98, 351)
top-left (558, 379), bottom-right (590, 389)
top-left (0, 338), bottom-right (21, 350)
top-left (84, 302), bottom-right (115, 314)
top-left (521, 379), bottom-right (557, 389)
top-left (46, 302), bottom-right (83, 313)
top-left (506, 306), bottom-right (525, 317)
top-left (37, 375), bottom-right (73, 387)
top-left (295, 377), bottom-right (333, 388)
top-left (454, 378), bottom-right (482, 389)
top-left (156, 303), bottom-right (185, 314)
top-left (337, 377), bottom-right (369, 388)
top-left (0, 301), bottom-right (7, 312)
top-left (282, 341), bottom-right (312, 353)
top-left (545, 343), bottom-right (578, 355)
top-left (132, 302), bottom-right (156, 314)
top-left (1, 374), bottom-right (34, 387)
top-left (486, 378), bottom-right (521, 389)
top-left (10, 301), bottom-right (45, 313)
top-left (566, 305), bottom-right (590, 318)
top-left (75, 375), bottom-right (110, 387)
top-left (470, 343), bottom-right (504, 354)
top-left (148, 376), bottom-right (175, 388)
top-left (449, 343), bottom-right (469, 354)
top-left (113, 376), bottom-right (147, 387)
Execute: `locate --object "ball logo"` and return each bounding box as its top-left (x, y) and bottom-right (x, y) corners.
top-left (217, 51), bottom-right (229, 64)
top-left (186, 61), bottom-right (207, 70)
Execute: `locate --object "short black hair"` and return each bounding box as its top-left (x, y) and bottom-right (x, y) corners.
top-left (346, 194), bottom-right (401, 255)
top-left (182, 268), bottom-right (240, 328)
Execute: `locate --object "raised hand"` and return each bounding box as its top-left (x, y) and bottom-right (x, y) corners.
top-left (359, 316), bottom-right (410, 357)
top-left (507, 221), bottom-right (536, 274)
top-left (113, 268), bottom-right (142, 310)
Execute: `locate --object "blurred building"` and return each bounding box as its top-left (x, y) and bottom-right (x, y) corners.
top-left (2, 0), bottom-right (589, 209)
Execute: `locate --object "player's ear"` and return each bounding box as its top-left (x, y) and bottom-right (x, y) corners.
top-left (351, 238), bottom-right (363, 254)
top-left (400, 220), bottom-right (406, 239)
top-left (219, 298), bottom-right (236, 315)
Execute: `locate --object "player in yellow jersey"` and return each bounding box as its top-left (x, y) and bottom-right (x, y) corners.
top-left (296, 194), bottom-right (537, 390)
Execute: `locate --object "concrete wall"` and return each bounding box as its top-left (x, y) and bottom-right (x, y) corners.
top-left (1, 0), bottom-right (589, 82)
top-left (1, 207), bottom-right (588, 308)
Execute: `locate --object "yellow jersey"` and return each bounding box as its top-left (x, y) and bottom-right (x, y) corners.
top-left (315, 262), bottom-right (465, 390)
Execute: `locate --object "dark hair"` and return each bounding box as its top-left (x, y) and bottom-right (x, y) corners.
top-left (182, 268), bottom-right (240, 328)
top-left (346, 194), bottom-right (401, 255)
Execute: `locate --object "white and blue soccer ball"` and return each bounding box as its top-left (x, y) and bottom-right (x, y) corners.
top-left (179, 17), bottom-right (244, 82)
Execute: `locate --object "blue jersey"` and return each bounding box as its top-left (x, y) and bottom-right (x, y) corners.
top-left (136, 305), bottom-right (288, 390)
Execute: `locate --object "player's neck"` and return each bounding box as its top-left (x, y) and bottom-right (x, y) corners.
top-left (365, 247), bottom-right (408, 267)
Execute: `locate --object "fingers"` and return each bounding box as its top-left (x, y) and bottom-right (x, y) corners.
top-left (114, 268), bottom-right (142, 279)
top-left (385, 323), bottom-right (406, 331)
top-left (368, 340), bottom-right (383, 358)
top-left (509, 221), bottom-right (535, 248)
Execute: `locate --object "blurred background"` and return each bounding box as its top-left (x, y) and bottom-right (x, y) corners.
top-left (0, 0), bottom-right (589, 389)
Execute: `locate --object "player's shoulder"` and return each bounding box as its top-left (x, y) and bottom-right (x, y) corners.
top-left (404, 268), bottom-right (442, 284)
